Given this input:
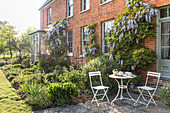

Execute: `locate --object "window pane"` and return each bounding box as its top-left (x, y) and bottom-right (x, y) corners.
top-left (67, 30), bottom-right (73, 53)
top-left (160, 8), bottom-right (167, 18)
top-left (161, 35), bottom-right (170, 46)
top-left (70, 0), bottom-right (73, 5)
top-left (161, 21), bottom-right (170, 34)
top-left (102, 20), bottom-right (114, 53)
top-left (161, 48), bottom-right (170, 59)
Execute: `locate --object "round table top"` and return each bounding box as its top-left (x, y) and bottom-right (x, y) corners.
top-left (109, 74), bottom-right (136, 79)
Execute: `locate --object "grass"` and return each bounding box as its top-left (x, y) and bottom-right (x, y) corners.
top-left (0, 70), bottom-right (32, 113)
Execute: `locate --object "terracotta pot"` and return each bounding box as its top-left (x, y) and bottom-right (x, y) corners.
top-left (113, 70), bottom-right (118, 76)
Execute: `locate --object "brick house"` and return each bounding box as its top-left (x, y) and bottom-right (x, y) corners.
top-left (29, 0), bottom-right (170, 84)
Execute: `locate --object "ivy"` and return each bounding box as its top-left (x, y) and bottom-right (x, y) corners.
top-left (107, 0), bottom-right (158, 72)
top-left (83, 23), bottom-right (100, 59)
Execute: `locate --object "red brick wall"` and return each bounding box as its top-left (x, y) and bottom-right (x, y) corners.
top-left (40, 0), bottom-right (67, 30)
top-left (39, 0), bottom-right (170, 84)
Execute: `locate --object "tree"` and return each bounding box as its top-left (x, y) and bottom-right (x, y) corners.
top-left (0, 24), bottom-right (17, 58)
top-left (12, 27), bottom-right (37, 56)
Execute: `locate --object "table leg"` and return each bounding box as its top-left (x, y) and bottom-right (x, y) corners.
top-left (120, 79), bottom-right (124, 99)
top-left (126, 78), bottom-right (135, 101)
top-left (111, 78), bottom-right (120, 105)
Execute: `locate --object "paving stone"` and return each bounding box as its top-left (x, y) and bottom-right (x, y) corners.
top-left (33, 93), bottom-right (170, 113)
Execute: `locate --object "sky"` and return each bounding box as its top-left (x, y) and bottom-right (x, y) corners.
top-left (0, 0), bottom-right (46, 36)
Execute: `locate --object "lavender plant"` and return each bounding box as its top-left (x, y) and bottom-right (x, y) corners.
top-left (106, 0), bottom-right (158, 72)
top-left (44, 18), bottom-right (69, 60)
top-left (83, 23), bottom-right (100, 59)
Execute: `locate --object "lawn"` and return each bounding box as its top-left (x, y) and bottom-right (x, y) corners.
top-left (0, 70), bottom-right (32, 113)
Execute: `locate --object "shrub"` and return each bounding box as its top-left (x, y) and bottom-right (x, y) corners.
top-left (23, 67), bottom-right (36, 73)
top-left (59, 66), bottom-right (86, 90)
top-left (25, 73), bottom-right (46, 85)
top-left (13, 64), bottom-right (25, 69)
top-left (46, 73), bottom-right (56, 82)
top-left (22, 58), bottom-right (30, 68)
top-left (8, 75), bottom-right (15, 81)
top-left (48, 82), bottom-right (78, 106)
top-left (38, 59), bottom-right (49, 72)
top-left (81, 56), bottom-right (118, 92)
top-left (129, 75), bottom-right (141, 86)
top-left (159, 84), bottom-right (170, 106)
top-left (55, 55), bottom-right (71, 68)
top-left (19, 82), bottom-right (51, 110)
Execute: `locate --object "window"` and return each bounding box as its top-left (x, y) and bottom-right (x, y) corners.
top-left (102, 20), bottom-right (114, 53)
top-left (47, 7), bottom-right (51, 25)
top-left (82, 0), bottom-right (90, 11)
top-left (102, 0), bottom-right (111, 3)
top-left (82, 27), bottom-right (89, 54)
top-left (67, 30), bottom-right (73, 55)
top-left (160, 7), bottom-right (170, 18)
top-left (67, 0), bottom-right (73, 17)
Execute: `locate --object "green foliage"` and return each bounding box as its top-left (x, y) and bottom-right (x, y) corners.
top-left (46, 73), bottom-right (56, 82)
top-left (55, 55), bottom-right (71, 68)
top-left (48, 82), bottom-right (78, 106)
top-left (159, 84), bottom-right (170, 106)
top-left (83, 23), bottom-right (101, 59)
top-left (81, 56), bottom-right (119, 92)
top-left (38, 58), bottom-right (49, 72)
top-left (129, 75), bottom-right (141, 86)
top-left (107, 0), bottom-right (158, 72)
top-left (59, 66), bottom-right (85, 90)
top-left (13, 64), bottom-right (25, 69)
top-left (22, 58), bottom-right (30, 68)
top-left (132, 47), bottom-right (157, 69)
top-left (19, 81), bottom-right (51, 110)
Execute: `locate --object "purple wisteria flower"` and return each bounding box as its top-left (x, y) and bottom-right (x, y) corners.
top-left (131, 65), bottom-right (136, 70)
top-left (109, 54), bottom-right (113, 60)
top-left (112, 43), bottom-right (115, 49)
top-left (121, 60), bottom-right (123, 65)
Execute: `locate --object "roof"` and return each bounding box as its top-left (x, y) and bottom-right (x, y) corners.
top-left (39, 0), bottom-right (53, 11)
top-left (29, 30), bottom-right (46, 35)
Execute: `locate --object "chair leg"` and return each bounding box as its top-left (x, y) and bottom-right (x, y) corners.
top-left (135, 88), bottom-right (144, 105)
top-left (91, 89), bottom-right (99, 107)
top-left (146, 91), bottom-right (157, 108)
top-left (102, 88), bottom-right (110, 104)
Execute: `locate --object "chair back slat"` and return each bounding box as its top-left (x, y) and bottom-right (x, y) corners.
top-left (89, 71), bottom-right (103, 88)
top-left (147, 71), bottom-right (161, 77)
top-left (145, 71), bottom-right (161, 89)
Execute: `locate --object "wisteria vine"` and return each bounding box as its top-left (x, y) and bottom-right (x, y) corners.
top-left (107, 0), bottom-right (158, 71)
top-left (43, 18), bottom-right (69, 59)
top-left (83, 23), bottom-right (100, 59)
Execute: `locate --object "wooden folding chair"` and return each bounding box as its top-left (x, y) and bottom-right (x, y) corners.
top-left (89, 71), bottom-right (110, 107)
top-left (134, 71), bottom-right (161, 108)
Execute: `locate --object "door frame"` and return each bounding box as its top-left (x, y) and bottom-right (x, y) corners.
top-left (156, 6), bottom-right (170, 78)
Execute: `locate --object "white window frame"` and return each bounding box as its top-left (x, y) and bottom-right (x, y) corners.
top-left (81, 26), bottom-right (89, 56)
top-left (67, 30), bottom-right (73, 56)
top-left (102, 19), bottom-right (115, 54)
top-left (47, 7), bottom-right (51, 25)
top-left (82, 0), bottom-right (90, 11)
top-left (100, 0), bottom-right (112, 6)
top-left (67, 0), bottom-right (73, 17)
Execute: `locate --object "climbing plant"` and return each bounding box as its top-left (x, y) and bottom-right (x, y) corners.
top-left (44, 18), bottom-right (69, 60)
top-left (106, 0), bottom-right (158, 72)
top-left (83, 23), bottom-right (100, 59)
